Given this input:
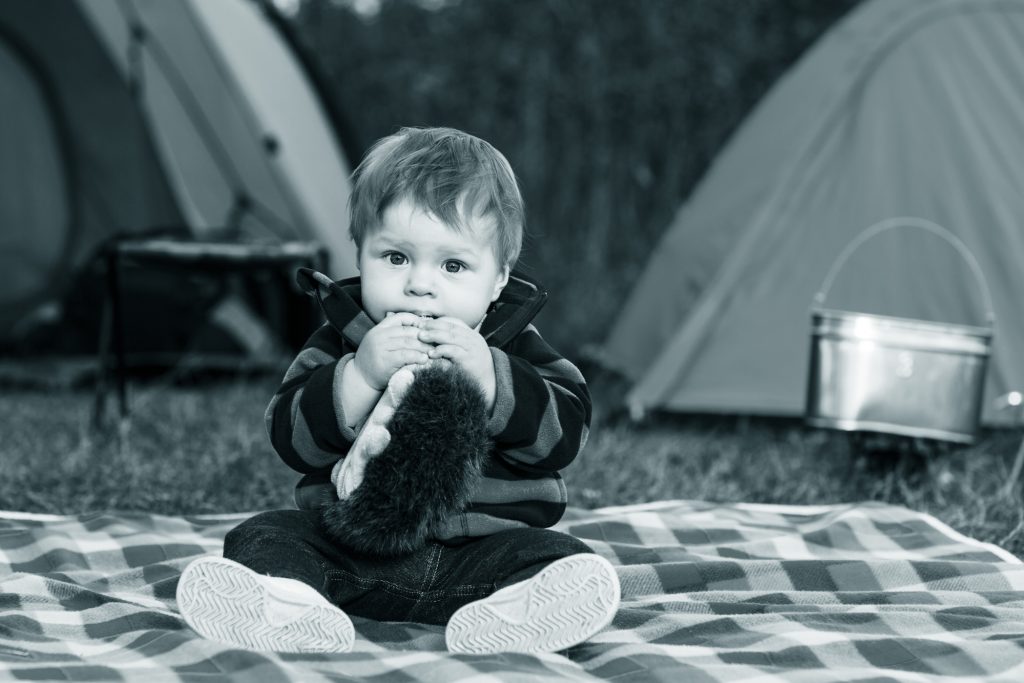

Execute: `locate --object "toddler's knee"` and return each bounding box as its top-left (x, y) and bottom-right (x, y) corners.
top-left (539, 528), bottom-right (594, 557)
top-left (224, 509), bottom-right (311, 548)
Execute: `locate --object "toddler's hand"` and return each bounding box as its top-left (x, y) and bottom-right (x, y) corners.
top-left (417, 317), bottom-right (496, 408)
top-left (354, 313), bottom-right (433, 390)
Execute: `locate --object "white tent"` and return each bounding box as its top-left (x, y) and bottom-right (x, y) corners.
top-left (0, 0), bottom-right (358, 341)
top-left (601, 0), bottom-right (1024, 426)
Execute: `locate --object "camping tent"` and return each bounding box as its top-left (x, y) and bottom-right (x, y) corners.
top-left (0, 0), bottom-right (358, 344)
top-left (601, 0), bottom-right (1024, 426)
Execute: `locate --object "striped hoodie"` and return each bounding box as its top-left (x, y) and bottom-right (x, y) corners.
top-left (265, 270), bottom-right (591, 540)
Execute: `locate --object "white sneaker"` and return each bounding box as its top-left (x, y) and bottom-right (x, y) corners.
top-left (176, 556), bottom-right (354, 653)
top-left (445, 553), bottom-right (620, 654)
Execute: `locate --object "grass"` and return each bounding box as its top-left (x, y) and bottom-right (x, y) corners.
top-left (2, 372), bottom-right (1022, 559)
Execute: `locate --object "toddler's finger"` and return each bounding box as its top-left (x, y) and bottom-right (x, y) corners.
top-left (418, 323), bottom-right (464, 345)
top-left (428, 343), bottom-right (467, 362)
top-left (382, 312), bottom-right (423, 328)
top-left (422, 316), bottom-right (466, 332)
top-left (394, 349), bottom-right (430, 365)
top-left (402, 327), bottom-right (432, 344)
top-left (392, 334), bottom-right (434, 353)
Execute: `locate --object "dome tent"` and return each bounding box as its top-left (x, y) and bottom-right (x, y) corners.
top-left (0, 0), bottom-right (358, 347)
top-left (600, 0), bottom-right (1024, 427)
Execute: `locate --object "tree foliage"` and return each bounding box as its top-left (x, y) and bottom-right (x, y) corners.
top-left (287, 0), bottom-right (861, 353)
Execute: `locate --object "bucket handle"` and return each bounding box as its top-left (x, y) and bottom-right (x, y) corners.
top-left (813, 217), bottom-right (995, 326)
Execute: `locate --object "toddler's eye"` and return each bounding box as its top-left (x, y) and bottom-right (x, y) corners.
top-left (443, 261), bottom-right (465, 273)
top-left (386, 252), bottom-right (406, 266)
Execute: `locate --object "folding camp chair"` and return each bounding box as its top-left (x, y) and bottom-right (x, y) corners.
top-left (93, 236), bottom-right (328, 423)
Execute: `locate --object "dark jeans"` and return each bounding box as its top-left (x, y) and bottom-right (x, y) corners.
top-left (223, 509), bottom-right (594, 626)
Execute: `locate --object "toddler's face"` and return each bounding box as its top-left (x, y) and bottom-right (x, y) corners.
top-left (358, 197), bottom-right (509, 328)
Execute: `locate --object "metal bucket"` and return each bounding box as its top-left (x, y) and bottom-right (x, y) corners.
top-left (805, 218), bottom-right (995, 444)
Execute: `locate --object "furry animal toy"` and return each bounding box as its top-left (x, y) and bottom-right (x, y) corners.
top-left (319, 360), bottom-right (492, 558)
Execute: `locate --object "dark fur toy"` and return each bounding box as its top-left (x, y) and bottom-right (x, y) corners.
top-left (319, 363), bottom-right (492, 557)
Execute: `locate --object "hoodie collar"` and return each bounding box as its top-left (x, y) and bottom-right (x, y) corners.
top-left (295, 269), bottom-right (547, 349)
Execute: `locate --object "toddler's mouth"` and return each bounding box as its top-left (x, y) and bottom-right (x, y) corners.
top-left (393, 311), bottom-right (438, 319)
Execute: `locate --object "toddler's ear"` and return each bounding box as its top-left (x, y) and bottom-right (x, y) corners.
top-left (491, 266), bottom-right (510, 302)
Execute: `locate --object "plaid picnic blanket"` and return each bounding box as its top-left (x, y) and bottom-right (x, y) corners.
top-left (1, 500), bottom-right (1022, 682)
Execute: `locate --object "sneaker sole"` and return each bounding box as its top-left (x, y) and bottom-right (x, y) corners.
top-left (176, 556), bottom-right (354, 653)
top-left (445, 553), bottom-right (620, 654)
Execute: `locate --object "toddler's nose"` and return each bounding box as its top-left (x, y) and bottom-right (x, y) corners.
top-left (404, 267), bottom-right (435, 296)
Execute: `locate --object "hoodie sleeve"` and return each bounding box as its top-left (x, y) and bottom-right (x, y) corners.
top-left (264, 323), bottom-right (360, 473)
top-left (486, 324), bottom-right (591, 472)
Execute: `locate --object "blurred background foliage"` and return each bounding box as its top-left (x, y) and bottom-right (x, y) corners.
top-left (283, 0), bottom-right (862, 354)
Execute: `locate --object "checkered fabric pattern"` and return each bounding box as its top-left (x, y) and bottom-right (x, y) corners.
top-left (1, 501), bottom-right (1022, 681)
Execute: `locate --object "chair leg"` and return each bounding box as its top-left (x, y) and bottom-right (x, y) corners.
top-left (108, 250), bottom-right (129, 419)
top-left (92, 256), bottom-right (115, 427)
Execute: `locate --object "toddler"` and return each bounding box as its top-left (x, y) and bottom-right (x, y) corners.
top-left (176, 127), bottom-right (619, 654)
